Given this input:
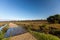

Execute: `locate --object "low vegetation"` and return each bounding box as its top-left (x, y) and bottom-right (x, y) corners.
top-left (0, 25), bottom-right (9, 40)
top-left (31, 31), bottom-right (60, 40)
top-left (0, 31), bottom-right (9, 40)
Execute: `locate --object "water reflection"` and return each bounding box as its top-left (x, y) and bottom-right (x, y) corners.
top-left (4, 26), bottom-right (26, 38)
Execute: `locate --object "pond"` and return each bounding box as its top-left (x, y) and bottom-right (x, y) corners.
top-left (4, 26), bottom-right (26, 38)
top-left (0, 24), bottom-right (26, 38)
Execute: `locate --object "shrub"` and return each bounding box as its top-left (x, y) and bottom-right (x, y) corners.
top-left (47, 14), bottom-right (60, 24)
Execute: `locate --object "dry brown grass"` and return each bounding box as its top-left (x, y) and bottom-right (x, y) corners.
top-left (0, 21), bottom-right (60, 29)
top-left (46, 24), bottom-right (60, 29)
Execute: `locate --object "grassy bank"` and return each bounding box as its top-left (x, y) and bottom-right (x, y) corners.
top-left (0, 31), bottom-right (9, 40)
top-left (30, 31), bottom-right (60, 40)
top-left (0, 25), bottom-right (9, 40)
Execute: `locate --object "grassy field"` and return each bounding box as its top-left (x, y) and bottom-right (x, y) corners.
top-left (0, 20), bottom-right (60, 40)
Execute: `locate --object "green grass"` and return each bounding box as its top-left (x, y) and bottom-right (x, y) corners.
top-left (0, 24), bottom-right (9, 40)
top-left (31, 31), bottom-right (60, 40)
top-left (0, 31), bottom-right (9, 40)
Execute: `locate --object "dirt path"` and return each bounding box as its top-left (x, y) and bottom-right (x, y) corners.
top-left (9, 32), bottom-right (37, 40)
top-left (9, 23), bottom-right (18, 28)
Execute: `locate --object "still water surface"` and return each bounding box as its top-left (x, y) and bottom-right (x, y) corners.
top-left (4, 26), bottom-right (26, 38)
top-left (0, 24), bottom-right (26, 38)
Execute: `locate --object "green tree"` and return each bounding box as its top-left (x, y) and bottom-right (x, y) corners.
top-left (47, 14), bottom-right (60, 24)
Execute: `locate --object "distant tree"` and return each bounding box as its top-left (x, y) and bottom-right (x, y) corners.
top-left (54, 14), bottom-right (60, 23)
top-left (47, 16), bottom-right (55, 23)
top-left (47, 14), bottom-right (60, 24)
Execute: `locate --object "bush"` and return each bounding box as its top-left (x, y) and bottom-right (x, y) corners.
top-left (32, 31), bottom-right (60, 40)
top-left (47, 14), bottom-right (60, 24)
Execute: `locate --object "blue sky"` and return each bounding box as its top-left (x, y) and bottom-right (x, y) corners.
top-left (0, 0), bottom-right (60, 20)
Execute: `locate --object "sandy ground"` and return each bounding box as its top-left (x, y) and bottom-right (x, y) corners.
top-left (9, 32), bottom-right (37, 40)
top-left (9, 23), bottom-right (18, 28)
